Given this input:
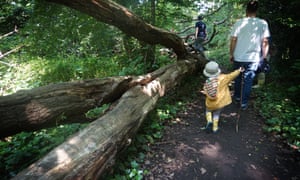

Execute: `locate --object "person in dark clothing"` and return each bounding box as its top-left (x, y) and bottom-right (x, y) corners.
top-left (194, 15), bottom-right (207, 52)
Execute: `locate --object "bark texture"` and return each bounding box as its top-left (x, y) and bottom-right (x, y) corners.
top-left (0, 77), bottom-right (131, 138)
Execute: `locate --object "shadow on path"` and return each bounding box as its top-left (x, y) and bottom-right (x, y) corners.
top-left (141, 92), bottom-right (300, 180)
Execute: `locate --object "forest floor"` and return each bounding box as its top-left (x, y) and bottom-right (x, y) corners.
top-left (140, 84), bottom-right (300, 180)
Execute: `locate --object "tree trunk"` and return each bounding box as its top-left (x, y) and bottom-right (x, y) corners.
top-left (0, 67), bottom-right (182, 138)
top-left (12, 57), bottom-right (205, 179)
top-left (0, 77), bottom-right (131, 138)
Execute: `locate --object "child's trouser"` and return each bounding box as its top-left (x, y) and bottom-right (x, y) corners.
top-left (205, 108), bottom-right (222, 132)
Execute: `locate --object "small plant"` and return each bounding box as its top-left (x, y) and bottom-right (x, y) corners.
top-left (85, 104), bottom-right (111, 119)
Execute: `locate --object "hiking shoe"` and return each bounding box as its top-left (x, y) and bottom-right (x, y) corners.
top-left (252, 84), bottom-right (260, 89)
top-left (234, 97), bottom-right (241, 104)
top-left (241, 104), bottom-right (248, 110)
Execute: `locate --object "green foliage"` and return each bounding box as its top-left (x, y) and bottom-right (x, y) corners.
top-left (85, 104), bottom-right (111, 119)
top-left (258, 0), bottom-right (300, 105)
top-left (39, 56), bottom-right (121, 84)
top-left (0, 123), bottom-right (87, 179)
top-left (0, 0), bottom-right (34, 33)
top-left (21, 1), bottom-right (117, 58)
top-left (0, 56), bottom-right (121, 95)
top-left (118, 55), bottom-right (146, 76)
top-left (254, 84), bottom-right (300, 150)
top-left (0, 57), bottom-right (45, 95)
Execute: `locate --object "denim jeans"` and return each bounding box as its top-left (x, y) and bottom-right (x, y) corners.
top-left (233, 61), bottom-right (259, 106)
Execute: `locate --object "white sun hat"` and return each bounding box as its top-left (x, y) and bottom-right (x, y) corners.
top-left (203, 61), bottom-right (221, 77)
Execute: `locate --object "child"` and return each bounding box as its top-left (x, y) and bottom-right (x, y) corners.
top-left (201, 61), bottom-right (244, 133)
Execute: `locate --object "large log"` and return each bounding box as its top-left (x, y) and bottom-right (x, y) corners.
top-left (12, 56), bottom-right (205, 179)
top-left (0, 57), bottom-right (200, 138)
top-left (0, 77), bottom-right (131, 138)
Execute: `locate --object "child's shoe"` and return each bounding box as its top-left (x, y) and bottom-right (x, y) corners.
top-left (203, 112), bottom-right (213, 132)
top-left (203, 122), bottom-right (212, 132)
top-left (212, 119), bottom-right (219, 133)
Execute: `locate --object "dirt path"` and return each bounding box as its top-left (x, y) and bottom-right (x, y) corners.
top-left (141, 91), bottom-right (300, 180)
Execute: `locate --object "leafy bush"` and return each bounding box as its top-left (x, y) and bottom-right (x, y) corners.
top-left (0, 123), bottom-right (87, 180)
top-left (0, 55), bottom-right (122, 95)
top-left (254, 84), bottom-right (300, 150)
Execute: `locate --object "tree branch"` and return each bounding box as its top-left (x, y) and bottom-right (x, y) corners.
top-left (46, 0), bottom-right (188, 58)
top-left (0, 45), bottom-right (23, 60)
top-left (0, 26), bottom-right (18, 40)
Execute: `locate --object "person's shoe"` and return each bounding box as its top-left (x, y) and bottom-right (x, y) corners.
top-left (234, 97), bottom-right (240, 104)
top-left (241, 104), bottom-right (248, 110)
top-left (252, 84), bottom-right (260, 88)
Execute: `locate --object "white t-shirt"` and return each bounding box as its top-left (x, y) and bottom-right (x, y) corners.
top-left (231, 17), bottom-right (270, 62)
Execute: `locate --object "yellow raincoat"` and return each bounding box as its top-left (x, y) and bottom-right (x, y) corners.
top-left (203, 70), bottom-right (241, 111)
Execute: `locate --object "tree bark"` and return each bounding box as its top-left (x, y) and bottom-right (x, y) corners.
top-left (12, 56), bottom-right (205, 179)
top-left (0, 68), bottom-right (176, 138)
top-left (0, 77), bottom-right (131, 138)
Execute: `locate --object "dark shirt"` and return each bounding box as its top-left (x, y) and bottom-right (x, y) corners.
top-left (195, 21), bottom-right (207, 39)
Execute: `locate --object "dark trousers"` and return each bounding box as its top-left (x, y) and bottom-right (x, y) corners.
top-left (233, 61), bottom-right (259, 106)
top-left (194, 37), bottom-right (205, 52)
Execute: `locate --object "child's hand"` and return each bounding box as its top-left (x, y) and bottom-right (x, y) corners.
top-left (200, 90), bottom-right (206, 95)
top-left (239, 67), bottom-right (245, 72)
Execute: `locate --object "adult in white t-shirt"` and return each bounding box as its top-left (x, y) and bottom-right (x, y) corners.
top-left (229, 0), bottom-right (270, 110)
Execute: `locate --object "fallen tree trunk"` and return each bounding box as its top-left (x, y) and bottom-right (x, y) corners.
top-left (0, 56), bottom-right (202, 138)
top-left (0, 77), bottom-right (132, 138)
top-left (13, 56), bottom-right (205, 179)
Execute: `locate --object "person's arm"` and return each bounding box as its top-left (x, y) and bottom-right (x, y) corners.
top-left (229, 36), bottom-right (237, 62)
top-left (195, 27), bottom-right (199, 39)
top-left (262, 37), bottom-right (269, 60)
